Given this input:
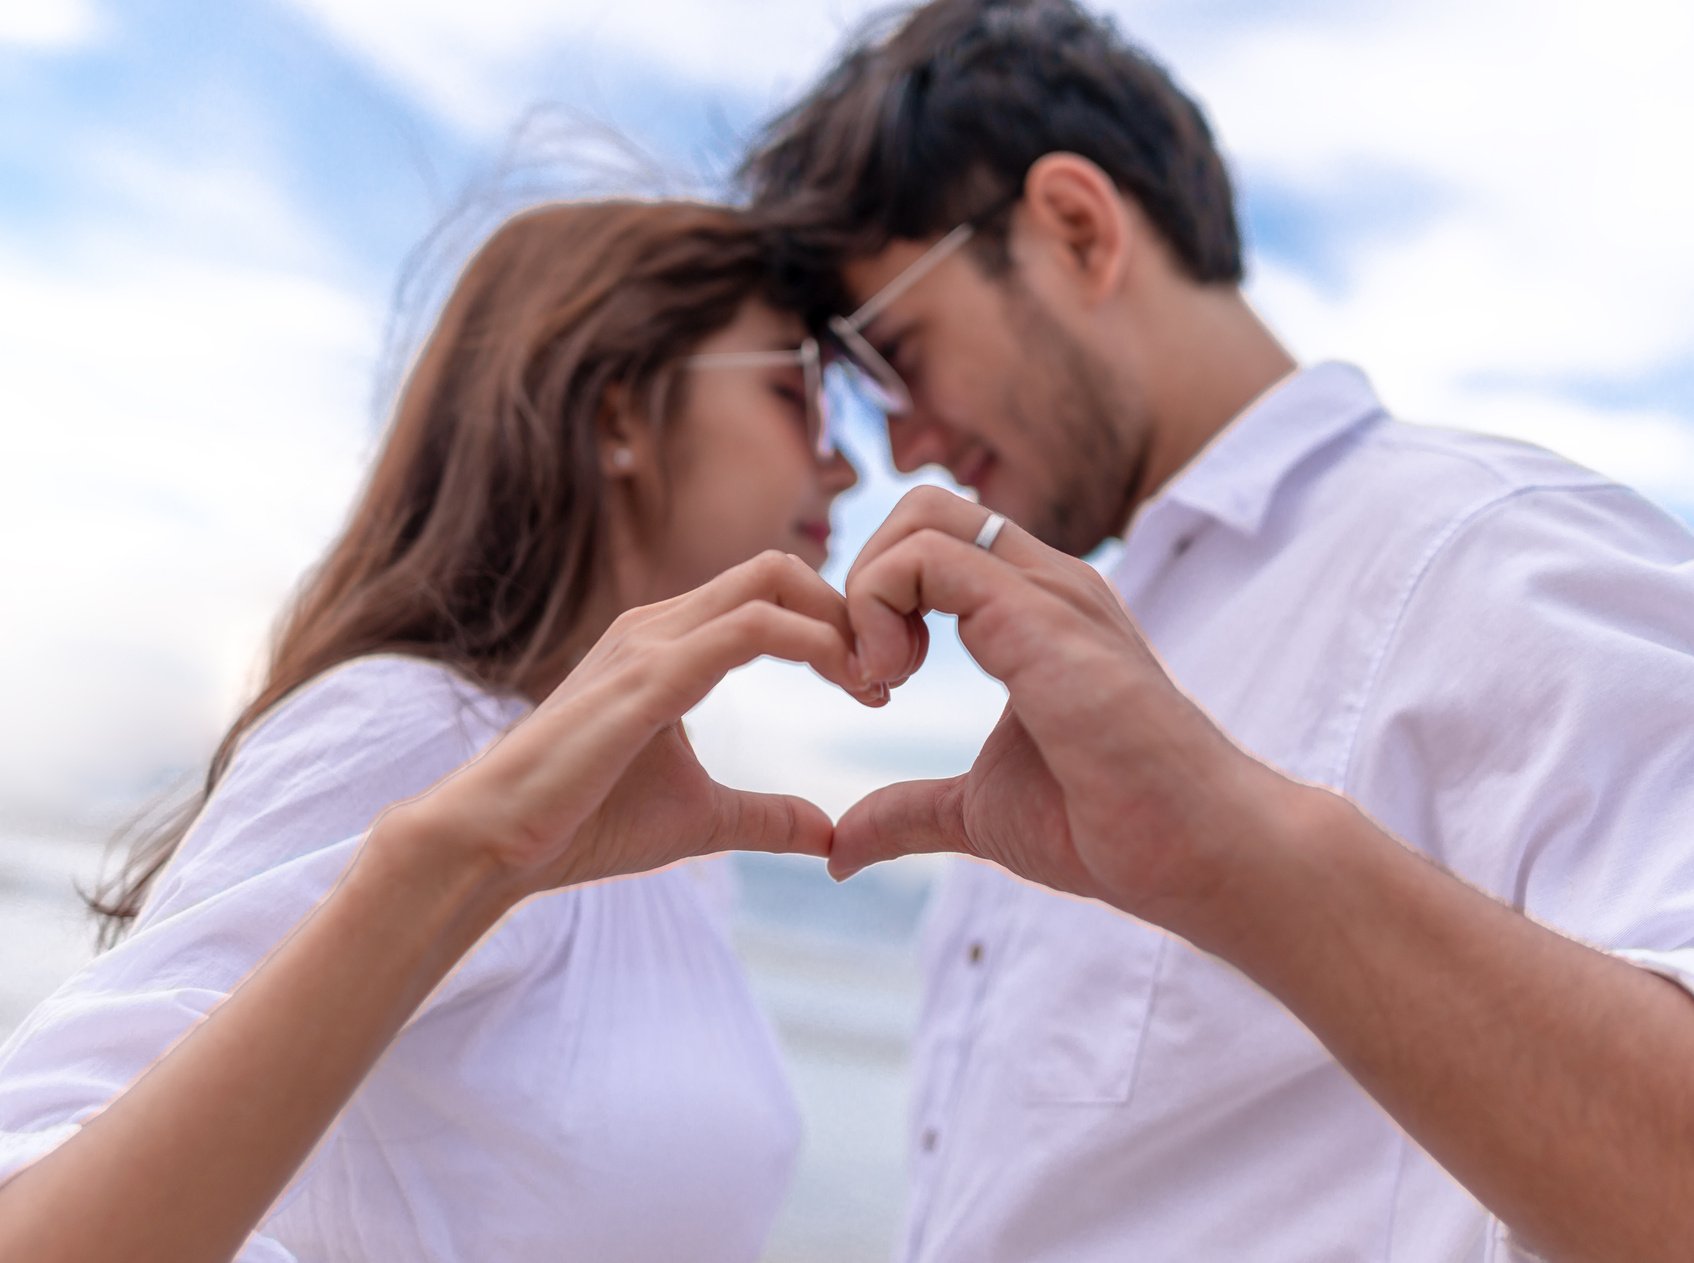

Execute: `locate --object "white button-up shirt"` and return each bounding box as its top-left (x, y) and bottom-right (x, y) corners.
top-left (899, 363), bottom-right (1694, 1262)
top-left (0, 656), bottom-right (801, 1262)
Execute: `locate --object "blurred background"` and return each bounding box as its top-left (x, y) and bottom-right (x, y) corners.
top-left (2, 1), bottom-right (1692, 1258)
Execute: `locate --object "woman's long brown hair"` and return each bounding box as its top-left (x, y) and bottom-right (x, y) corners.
top-left (89, 199), bottom-right (781, 945)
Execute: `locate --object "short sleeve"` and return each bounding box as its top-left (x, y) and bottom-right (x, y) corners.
top-left (1611, 946), bottom-right (1694, 999)
top-left (1344, 484), bottom-right (1694, 953)
top-left (0, 838), bottom-right (359, 1210)
top-left (0, 657), bottom-right (528, 1235)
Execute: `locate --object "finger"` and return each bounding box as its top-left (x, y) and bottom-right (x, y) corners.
top-left (697, 784), bottom-right (833, 861)
top-left (638, 550), bottom-right (852, 643)
top-left (830, 776), bottom-right (971, 880)
top-left (852, 609), bottom-right (932, 692)
top-left (895, 611), bottom-right (931, 685)
top-left (846, 485), bottom-right (1045, 591)
top-left (848, 527), bottom-right (1058, 685)
top-left (655, 601), bottom-right (885, 719)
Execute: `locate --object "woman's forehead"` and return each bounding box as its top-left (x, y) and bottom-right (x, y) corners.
top-left (714, 295), bottom-right (808, 349)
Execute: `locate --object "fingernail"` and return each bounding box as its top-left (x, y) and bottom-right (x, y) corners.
top-left (872, 682), bottom-right (889, 706)
top-left (848, 650), bottom-right (870, 689)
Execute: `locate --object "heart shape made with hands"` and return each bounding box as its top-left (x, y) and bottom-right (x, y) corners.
top-left (457, 483), bottom-right (1266, 968)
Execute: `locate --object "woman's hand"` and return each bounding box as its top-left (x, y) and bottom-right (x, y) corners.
top-left (389, 550), bottom-right (882, 906)
top-left (0, 552), bottom-right (875, 1263)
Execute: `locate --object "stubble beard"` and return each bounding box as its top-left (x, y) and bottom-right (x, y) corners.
top-left (999, 290), bottom-right (1145, 559)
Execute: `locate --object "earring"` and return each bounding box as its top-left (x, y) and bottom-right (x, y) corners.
top-left (609, 447), bottom-right (634, 471)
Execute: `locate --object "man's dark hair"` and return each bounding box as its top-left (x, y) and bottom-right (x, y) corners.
top-left (741, 0), bottom-right (1243, 312)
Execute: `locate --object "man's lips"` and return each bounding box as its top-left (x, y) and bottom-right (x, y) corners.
top-left (952, 447), bottom-right (994, 493)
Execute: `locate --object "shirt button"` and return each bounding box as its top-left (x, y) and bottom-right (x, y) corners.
top-left (967, 941), bottom-right (984, 965)
top-left (921, 1128), bottom-right (939, 1153)
top-left (1172, 535), bottom-right (1194, 558)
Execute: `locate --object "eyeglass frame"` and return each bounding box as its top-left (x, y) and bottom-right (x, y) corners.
top-left (680, 193), bottom-right (1018, 457)
top-left (823, 192), bottom-right (1022, 419)
top-left (680, 337), bottom-right (833, 459)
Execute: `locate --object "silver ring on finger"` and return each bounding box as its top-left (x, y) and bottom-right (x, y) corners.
top-left (972, 510), bottom-right (1008, 553)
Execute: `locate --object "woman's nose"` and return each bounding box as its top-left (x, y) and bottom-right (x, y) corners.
top-left (819, 447), bottom-right (859, 494)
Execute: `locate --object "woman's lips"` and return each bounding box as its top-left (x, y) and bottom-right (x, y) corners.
top-left (797, 521), bottom-right (831, 549)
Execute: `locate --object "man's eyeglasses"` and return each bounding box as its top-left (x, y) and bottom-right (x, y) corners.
top-left (822, 220), bottom-right (978, 419)
top-left (682, 199), bottom-right (1008, 457)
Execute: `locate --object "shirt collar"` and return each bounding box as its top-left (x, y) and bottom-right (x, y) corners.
top-left (1131, 361), bottom-right (1387, 541)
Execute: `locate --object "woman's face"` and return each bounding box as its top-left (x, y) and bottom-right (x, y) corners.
top-left (645, 298), bottom-right (859, 592)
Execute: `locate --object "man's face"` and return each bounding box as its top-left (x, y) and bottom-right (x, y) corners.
top-left (839, 231), bottom-right (1145, 558)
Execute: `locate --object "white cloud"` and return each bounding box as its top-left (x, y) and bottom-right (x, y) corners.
top-left (280, 0), bottom-right (887, 138)
top-left (0, 163), bottom-right (379, 824)
top-left (12, 0), bottom-right (1694, 832)
top-left (279, 0), bottom-right (1694, 390)
top-left (78, 145), bottom-right (342, 277)
top-left (0, 0), bottom-right (102, 50)
top-left (1249, 249), bottom-right (1694, 512)
top-left (1166, 0), bottom-right (1694, 508)
top-left (1197, 0), bottom-right (1694, 368)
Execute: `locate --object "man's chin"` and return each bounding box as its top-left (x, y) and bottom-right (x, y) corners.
top-left (977, 485), bottom-right (1061, 550)
top-left (1001, 491), bottom-right (1116, 559)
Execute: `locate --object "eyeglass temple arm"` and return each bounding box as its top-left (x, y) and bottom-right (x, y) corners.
top-left (841, 223), bottom-right (977, 331)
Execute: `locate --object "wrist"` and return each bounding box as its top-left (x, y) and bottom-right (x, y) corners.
top-left (357, 799), bottom-right (527, 959)
top-left (1156, 760), bottom-right (1360, 964)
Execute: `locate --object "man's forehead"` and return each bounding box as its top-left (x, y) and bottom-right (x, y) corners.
top-left (837, 239), bottom-right (941, 316)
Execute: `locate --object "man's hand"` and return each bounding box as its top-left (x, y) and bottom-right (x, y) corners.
top-left (840, 488), bottom-right (1694, 1263)
top-left (835, 486), bottom-right (1304, 941)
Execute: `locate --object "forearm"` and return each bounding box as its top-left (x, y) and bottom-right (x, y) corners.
top-left (1202, 785), bottom-right (1694, 1261)
top-left (0, 807), bottom-right (515, 1263)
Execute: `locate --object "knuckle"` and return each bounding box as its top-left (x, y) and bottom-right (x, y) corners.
top-left (906, 484), bottom-right (953, 512)
top-left (621, 626), bottom-right (660, 655)
top-left (728, 600), bottom-right (775, 631)
top-left (635, 660), bottom-right (690, 711)
top-left (750, 548), bottom-right (792, 579)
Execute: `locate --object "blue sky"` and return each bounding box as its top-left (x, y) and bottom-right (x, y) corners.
top-left (3, 0), bottom-right (1693, 825)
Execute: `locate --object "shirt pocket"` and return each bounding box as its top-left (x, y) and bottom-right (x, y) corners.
top-left (993, 890), bottom-right (1168, 1105)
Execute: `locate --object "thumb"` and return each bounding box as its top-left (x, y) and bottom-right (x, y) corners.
top-left (831, 776), bottom-right (969, 881)
top-left (702, 783), bottom-right (834, 861)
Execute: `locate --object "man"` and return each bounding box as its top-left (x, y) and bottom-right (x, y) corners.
top-left (743, 1), bottom-right (1694, 1259)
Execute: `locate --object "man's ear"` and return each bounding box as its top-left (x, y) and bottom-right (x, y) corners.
top-left (1019, 153), bottom-right (1131, 304)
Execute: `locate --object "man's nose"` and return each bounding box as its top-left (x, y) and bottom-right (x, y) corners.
top-left (885, 411), bottom-right (952, 475)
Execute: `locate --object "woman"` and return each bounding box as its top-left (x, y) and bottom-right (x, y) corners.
top-left (0, 199), bottom-right (886, 1262)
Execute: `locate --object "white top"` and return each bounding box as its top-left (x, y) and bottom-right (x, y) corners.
top-left (900, 363), bottom-right (1694, 1263)
top-left (0, 656), bottom-right (801, 1262)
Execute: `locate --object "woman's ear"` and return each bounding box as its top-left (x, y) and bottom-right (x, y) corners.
top-left (597, 382), bottom-right (651, 480)
top-left (1020, 153), bottom-right (1131, 304)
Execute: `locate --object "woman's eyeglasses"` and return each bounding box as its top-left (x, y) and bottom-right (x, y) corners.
top-left (682, 338), bottom-right (833, 458)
